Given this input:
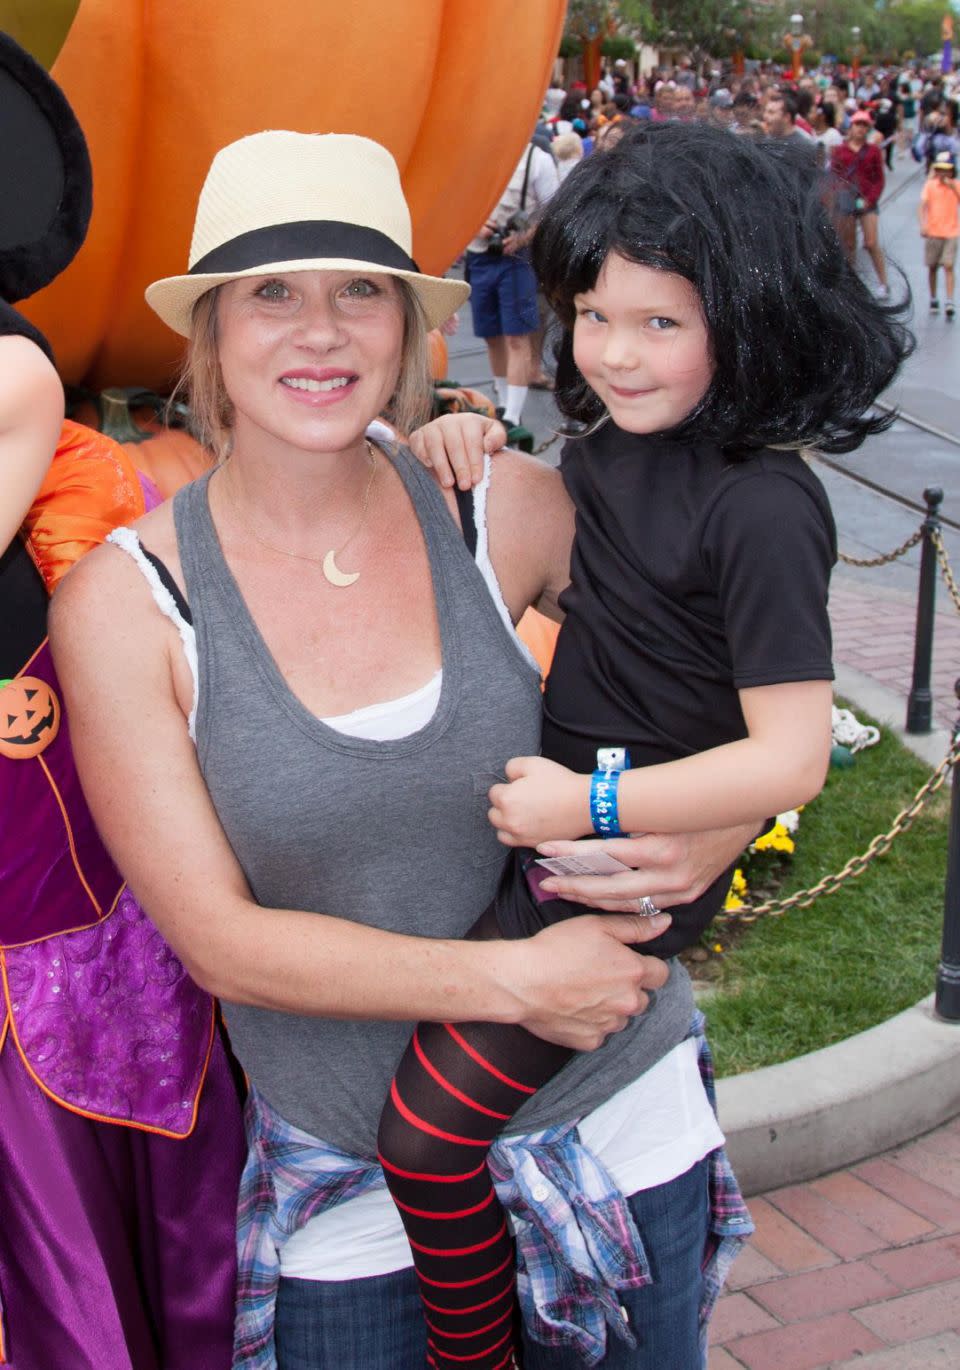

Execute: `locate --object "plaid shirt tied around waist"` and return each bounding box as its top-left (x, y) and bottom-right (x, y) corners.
top-left (233, 1012), bottom-right (753, 1368)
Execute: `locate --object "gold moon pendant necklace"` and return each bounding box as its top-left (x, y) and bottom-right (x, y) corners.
top-left (229, 440), bottom-right (379, 588)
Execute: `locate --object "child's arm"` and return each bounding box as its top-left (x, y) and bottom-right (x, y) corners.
top-left (488, 677), bottom-right (833, 846)
top-left (0, 335), bottom-right (64, 554)
top-left (408, 412), bottom-right (509, 490)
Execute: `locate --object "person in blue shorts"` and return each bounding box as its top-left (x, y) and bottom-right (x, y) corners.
top-left (464, 139), bottom-right (559, 427)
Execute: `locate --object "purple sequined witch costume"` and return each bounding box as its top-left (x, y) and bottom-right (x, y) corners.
top-left (0, 621), bottom-right (245, 1370)
top-left (0, 33), bottom-right (244, 1369)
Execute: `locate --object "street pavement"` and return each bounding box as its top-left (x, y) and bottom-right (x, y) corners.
top-left (446, 147), bottom-right (960, 1367)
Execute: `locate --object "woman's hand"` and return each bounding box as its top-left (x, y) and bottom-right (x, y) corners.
top-left (488, 756), bottom-right (591, 847)
top-left (497, 911), bottom-right (672, 1049)
top-left (535, 823), bottom-right (761, 912)
top-left (408, 413), bottom-right (508, 490)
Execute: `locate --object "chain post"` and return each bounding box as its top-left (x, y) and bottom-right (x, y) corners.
top-left (935, 679), bottom-right (960, 1021)
top-left (906, 486), bottom-right (943, 734)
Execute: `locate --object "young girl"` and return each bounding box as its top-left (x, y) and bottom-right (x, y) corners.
top-left (379, 121), bottom-right (911, 1370)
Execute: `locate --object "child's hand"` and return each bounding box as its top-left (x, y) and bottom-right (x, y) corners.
top-left (408, 413), bottom-right (508, 491)
top-left (488, 757), bottom-right (591, 847)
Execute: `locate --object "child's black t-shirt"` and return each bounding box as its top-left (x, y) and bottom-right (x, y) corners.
top-left (543, 423), bottom-right (836, 771)
top-left (539, 424), bottom-right (836, 951)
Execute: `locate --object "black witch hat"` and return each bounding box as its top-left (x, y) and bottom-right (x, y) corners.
top-left (0, 30), bottom-right (92, 361)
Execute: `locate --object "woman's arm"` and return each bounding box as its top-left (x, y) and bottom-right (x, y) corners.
top-left (49, 544), bottom-right (668, 1051)
top-left (0, 335), bottom-right (64, 553)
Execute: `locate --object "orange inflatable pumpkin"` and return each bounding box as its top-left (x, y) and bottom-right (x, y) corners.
top-left (517, 608), bottom-right (560, 682)
top-left (121, 420), bottom-right (212, 501)
top-left (19, 0), bottom-right (566, 391)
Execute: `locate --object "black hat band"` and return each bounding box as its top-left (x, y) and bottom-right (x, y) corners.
top-left (190, 220), bottom-right (420, 277)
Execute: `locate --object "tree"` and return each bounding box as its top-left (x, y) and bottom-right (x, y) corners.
top-left (766, 0), bottom-right (957, 66)
top-left (624, 0), bottom-right (739, 56)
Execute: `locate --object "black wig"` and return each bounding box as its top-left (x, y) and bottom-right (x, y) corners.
top-left (532, 121), bottom-right (913, 455)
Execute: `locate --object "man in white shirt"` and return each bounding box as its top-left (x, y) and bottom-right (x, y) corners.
top-left (464, 142), bottom-right (560, 427)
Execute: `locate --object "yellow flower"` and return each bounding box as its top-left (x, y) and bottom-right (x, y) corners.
top-left (754, 822), bottom-right (795, 855)
top-left (724, 867), bottom-right (748, 910)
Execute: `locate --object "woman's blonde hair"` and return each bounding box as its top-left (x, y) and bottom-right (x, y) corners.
top-left (171, 277), bottom-right (432, 461)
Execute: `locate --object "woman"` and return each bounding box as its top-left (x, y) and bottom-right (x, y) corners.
top-left (0, 33), bottom-right (244, 1370)
top-left (50, 132), bottom-right (753, 1369)
top-left (831, 110), bottom-right (890, 298)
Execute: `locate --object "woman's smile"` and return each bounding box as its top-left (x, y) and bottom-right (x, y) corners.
top-left (278, 367), bottom-right (360, 405)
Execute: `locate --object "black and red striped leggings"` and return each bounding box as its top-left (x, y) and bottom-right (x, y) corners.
top-left (377, 872), bottom-right (579, 1370)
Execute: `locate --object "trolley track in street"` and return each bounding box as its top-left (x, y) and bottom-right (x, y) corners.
top-left (812, 402), bottom-right (960, 535)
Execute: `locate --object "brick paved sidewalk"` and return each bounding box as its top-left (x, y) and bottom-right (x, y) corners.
top-left (830, 575), bottom-right (960, 732)
top-left (707, 575), bottom-right (960, 1368)
top-left (709, 1116), bottom-right (960, 1369)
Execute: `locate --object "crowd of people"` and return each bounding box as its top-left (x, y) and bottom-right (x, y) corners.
top-left (541, 55), bottom-right (960, 165)
top-left (512, 58), bottom-right (960, 337)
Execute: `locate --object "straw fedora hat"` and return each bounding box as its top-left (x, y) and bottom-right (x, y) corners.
top-left (145, 131), bottom-right (470, 335)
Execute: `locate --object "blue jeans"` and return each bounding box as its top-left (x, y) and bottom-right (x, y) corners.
top-left (273, 1157), bottom-right (710, 1369)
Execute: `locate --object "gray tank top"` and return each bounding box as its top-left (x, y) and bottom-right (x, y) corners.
top-left (174, 444), bottom-right (693, 1156)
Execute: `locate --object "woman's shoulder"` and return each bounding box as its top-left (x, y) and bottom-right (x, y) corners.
top-left (486, 447), bottom-right (568, 527)
top-left (484, 449), bottom-right (573, 618)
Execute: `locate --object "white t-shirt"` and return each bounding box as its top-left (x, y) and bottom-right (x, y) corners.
top-left (281, 1038), bottom-right (723, 1280)
top-left (816, 127), bottom-right (843, 149)
top-left (467, 145), bottom-right (560, 253)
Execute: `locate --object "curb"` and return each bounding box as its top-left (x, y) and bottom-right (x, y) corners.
top-left (833, 661), bottom-right (952, 771)
top-left (713, 661), bottom-right (959, 1196)
top-left (717, 996), bottom-right (960, 1196)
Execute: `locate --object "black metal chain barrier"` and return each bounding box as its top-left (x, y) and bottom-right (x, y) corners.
top-left (532, 433), bottom-right (562, 456)
top-left (714, 728), bottom-right (959, 924)
top-left (838, 528), bottom-right (923, 568)
top-left (719, 482), bottom-right (960, 1022)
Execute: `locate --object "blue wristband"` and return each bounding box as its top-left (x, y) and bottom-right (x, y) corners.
top-left (590, 747), bottom-right (631, 837)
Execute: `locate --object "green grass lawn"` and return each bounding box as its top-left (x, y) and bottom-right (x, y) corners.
top-left (705, 707), bottom-right (953, 1078)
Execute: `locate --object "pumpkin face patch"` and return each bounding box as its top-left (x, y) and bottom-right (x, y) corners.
top-left (0, 675), bottom-right (61, 759)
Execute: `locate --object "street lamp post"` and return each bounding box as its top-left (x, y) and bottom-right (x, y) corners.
top-left (784, 12), bottom-right (811, 83)
top-left (851, 25), bottom-right (862, 86)
top-left (730, 1), bottom-right (753, 79)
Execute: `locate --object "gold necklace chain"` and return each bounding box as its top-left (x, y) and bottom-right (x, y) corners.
top-left (227, 440), bottom-right (379, 585)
